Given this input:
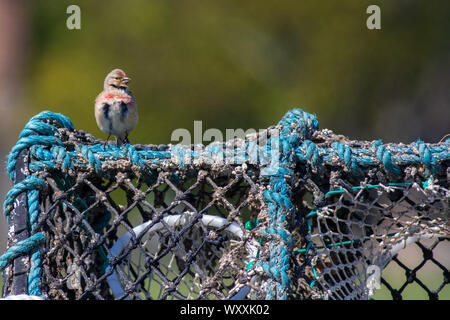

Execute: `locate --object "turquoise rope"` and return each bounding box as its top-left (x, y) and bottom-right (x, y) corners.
top-left (0, 233), bottom-right (45, 271)
top-left (259, 109), bottom-right (318, 299)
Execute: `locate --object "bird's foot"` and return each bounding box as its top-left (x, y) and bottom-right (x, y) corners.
top-left (103, 134), bottom-right (111, 151)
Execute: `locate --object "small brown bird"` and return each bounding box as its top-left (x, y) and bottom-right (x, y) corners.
top-left (95, 69), bottom-right (138, 147)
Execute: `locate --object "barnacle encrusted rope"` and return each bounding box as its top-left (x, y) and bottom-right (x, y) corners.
top-left (1, 108), bottom-right (449, 299)
top-left (259, 109), bottom-right (318, 299)
top-left (2, 112), bottom-right (75, 296)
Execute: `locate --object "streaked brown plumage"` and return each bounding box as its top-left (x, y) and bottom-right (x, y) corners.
top-left (95, 69), bottom-right (138, 146)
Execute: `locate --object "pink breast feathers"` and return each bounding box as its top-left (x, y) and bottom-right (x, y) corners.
top-left (102, 92), bottom-right (133, 104)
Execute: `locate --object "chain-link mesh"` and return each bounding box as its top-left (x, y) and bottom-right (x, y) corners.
top-left (379, 237), bottom-right (449, 300)
top-left (295, 182), bottom-right (448, 300)
top-left (34, 165), bottom-right (261, 300)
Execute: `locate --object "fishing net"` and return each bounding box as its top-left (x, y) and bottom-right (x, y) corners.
top-left (1, 108), bottom-right (448, 300)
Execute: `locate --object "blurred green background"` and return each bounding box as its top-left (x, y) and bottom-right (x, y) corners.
top-left (0, 0), bottom-right (449, 299)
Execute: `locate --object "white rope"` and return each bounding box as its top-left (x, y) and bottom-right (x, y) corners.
top-left (0, 294), bottom-right (45, 300)
top-left (106, 212), bottom-right (254, 299)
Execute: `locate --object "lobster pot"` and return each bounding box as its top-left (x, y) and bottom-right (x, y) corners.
top-left (1, 109), bottom-right (449, 300)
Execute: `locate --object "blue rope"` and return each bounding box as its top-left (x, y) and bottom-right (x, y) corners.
top-left (2, 111), bottom-right (73, 296)
top-left (27, 188), bottom-right (42, 296)
top-left (3, 175), bottom-right (46, 223)
top-left (5, 110), bottom-right (447, 183)
top-left (1, 108), bottom-right (449, 298)
top-left (7, 111), bottom-right (74, 180)
top-left (258, 108), bottom-right (319, 299)
top-left (0, 233), bottom-right (45, 271)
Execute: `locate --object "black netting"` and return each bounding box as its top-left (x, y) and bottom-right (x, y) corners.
top-left (380, 238), bottom-right (449, 300)
top-left (33, 165), bottom-right (262, 300)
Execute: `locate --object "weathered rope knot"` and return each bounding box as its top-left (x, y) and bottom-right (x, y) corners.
top-left (258, 108), bottom-right (319, 299)
top-left (7, 111), bottom-right (74, 180)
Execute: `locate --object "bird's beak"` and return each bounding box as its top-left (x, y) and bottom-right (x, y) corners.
top-left (120, 77), bottom-right (131, 87)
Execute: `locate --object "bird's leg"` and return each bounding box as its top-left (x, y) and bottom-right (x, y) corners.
top-left (103, 134), bottom-right (111, 151)
top-left (116, 132), bottom-right (129, 146)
